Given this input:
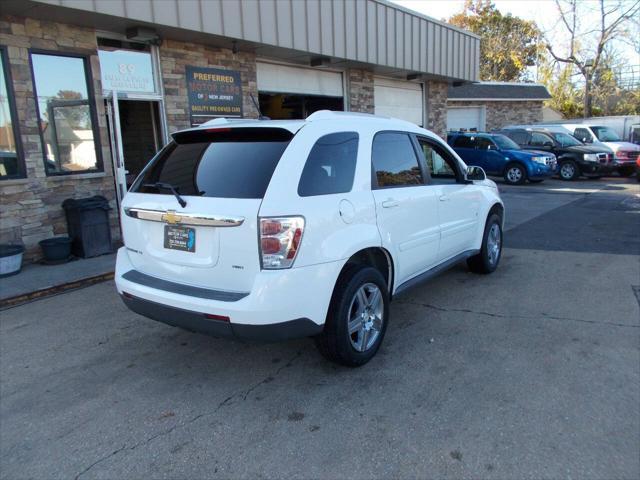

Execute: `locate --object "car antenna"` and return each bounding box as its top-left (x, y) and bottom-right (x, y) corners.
top-left (250, 93), bottom-right (270, 120)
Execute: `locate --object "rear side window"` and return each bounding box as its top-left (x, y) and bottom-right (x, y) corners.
top-left (453, 135), bottom-right (474, 148)
top-left (298, 132), bottom-right (358, 197)
top-left (133, 128), bottom-right (292, 199)
top-left (506, 131), bottom-right (528, 145)
top-left (530, 132), bottom-right (553, 146)
top-left (372, 132), bottom-right (423, 188)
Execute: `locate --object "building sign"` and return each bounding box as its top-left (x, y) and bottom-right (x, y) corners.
top-left (185, 66), bottom-right (243, 126)
top-left (98, 49), bottom-right (156, 93)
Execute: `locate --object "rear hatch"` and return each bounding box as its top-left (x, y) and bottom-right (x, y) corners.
top-left (121, 126), bottom-right (296, 293)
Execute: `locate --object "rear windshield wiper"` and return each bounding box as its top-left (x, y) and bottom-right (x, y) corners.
top-left (143, 182), bottom-right (187, 208)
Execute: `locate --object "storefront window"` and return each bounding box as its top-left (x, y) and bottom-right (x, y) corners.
top-left (0, 47), bottom-right (24, 180)
top-left (30, 52), bottom-right (101, 175)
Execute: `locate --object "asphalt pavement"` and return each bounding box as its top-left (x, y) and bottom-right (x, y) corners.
top-left (1, 177), bottom-right (639, 479)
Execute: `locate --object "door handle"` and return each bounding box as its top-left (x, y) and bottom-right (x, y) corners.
top-left (381, 199), bottom-right (399, 208)
top-left (439, 195), bottom-right (450, 202)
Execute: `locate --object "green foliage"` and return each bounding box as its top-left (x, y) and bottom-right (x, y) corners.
top-left (448, 0), bottom-right (542, 81)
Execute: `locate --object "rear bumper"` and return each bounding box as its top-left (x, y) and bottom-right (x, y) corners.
top-left (115, 247), bottom-right (344, 339)
top-left (121, 293), bottom-right (322, 341)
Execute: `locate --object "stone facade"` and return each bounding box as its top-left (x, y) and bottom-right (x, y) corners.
top-left (159, 39), bottom-right (259, 133)
top-left (347, 69), bottom-right (374, 114)
top-left (0, 16), bottom-right (118, 262)
top-left (448, 100), bottom-right (544, 131)
top-left (425, 81), bottom-right (448, 139)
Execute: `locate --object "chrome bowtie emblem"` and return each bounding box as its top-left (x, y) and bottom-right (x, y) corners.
top-left (162, 210), bottom-right (182, 224)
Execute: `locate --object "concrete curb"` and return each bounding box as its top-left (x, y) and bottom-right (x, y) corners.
top-left (0, 272), bottom-right (114, 310)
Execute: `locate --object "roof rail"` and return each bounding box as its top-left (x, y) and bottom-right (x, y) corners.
top-left (306, 110), bottom-right (390, 122)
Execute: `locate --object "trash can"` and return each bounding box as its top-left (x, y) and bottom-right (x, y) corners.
top-left (62, 196), bottom-right (112, 258)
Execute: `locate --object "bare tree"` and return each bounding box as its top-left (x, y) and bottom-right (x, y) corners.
top-left (546, 0), bottom-right (640, 117)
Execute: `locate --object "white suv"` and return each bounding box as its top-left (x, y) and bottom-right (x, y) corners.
top-left (115, 111), bottom-right (504, 366)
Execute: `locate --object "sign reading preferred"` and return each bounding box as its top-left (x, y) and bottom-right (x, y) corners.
top-left (186, 66), bottom-right (243, 126)
top-left (98, 49), bottom-right (156, 93)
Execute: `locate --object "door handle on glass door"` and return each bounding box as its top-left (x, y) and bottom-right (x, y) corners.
top-left (381, 199), bottom-right (399, 208)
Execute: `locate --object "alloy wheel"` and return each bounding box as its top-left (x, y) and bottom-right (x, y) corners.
top-left (560, 163), bottom-right (575, 179)
top-left (506, 167), bottom-right (523, 183)
top-left (347, 283), bottom-right (384, 352)
top-left (487, 223), bottom-right (502, 266)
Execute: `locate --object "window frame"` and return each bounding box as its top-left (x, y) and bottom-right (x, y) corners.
top-left (370, 130), bottom-right (428, 190)
top-left (413, 134), bottom-right (466, 185)
top-left (28, 49), bottom-right (103, 176)
top-left (0, 45), bottom-right (26, 180)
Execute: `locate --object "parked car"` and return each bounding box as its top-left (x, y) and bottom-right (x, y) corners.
top-left (447, 132), bottom-right (557, 185)
top-left (496, 128), bottom-right (614, 181)
top-left (115, 111), bottom-right (504, 366)
top-left (636, 156), bottom-right (640, 182)
top-left (521, 123), bottom-right (640, 176)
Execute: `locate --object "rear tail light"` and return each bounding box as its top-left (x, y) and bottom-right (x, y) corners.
top-left (259, 216), bottom-right (305, 269)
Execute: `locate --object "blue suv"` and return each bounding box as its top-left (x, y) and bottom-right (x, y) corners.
top-left (447, 132), bottom-right (557, 185)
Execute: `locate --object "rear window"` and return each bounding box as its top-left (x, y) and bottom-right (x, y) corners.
top-left (132, 127), bottom-right (292, 199)
top-left (298, 132), bottom-right (359, 197)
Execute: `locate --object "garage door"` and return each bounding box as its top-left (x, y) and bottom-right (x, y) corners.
top-left (256, 62), bottom-right (343, 97)
top-left (374, 77), bottom-right (423, 126)
top-left (447, 106), bottom-right (485, 132)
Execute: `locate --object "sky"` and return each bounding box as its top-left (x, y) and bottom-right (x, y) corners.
top-left (391, 0), bottom-right (639, 79)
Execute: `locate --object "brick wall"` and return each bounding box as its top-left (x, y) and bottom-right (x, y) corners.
top-left (448, 100), bottom-right (544, 131)
top-left (0, 16), bottom-right (118, 262)
top-left (348, 69), bottom-right (374, 114)
top-left (426, 81), bottom-right (448, 139)
top-left (159, 40), bottom-right (259, 133)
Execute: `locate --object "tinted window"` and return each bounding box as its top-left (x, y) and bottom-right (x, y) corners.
top-left (134, 128), bottom-right (292, 199)
top-left (298, 132), bottom-right (358, 197)
top-left (453, 135), bottom-right (475, 148)
top-left (372, 132), bottom-right (423, 187)
top-left (31, 53), bottom-right (100, 175)
top-left (504, 131), bottom-right (528, 145)
top-left (530, 132), bottom-right (553, 146)
top-left (418, 139), bottom-right (458, 184)
top-left (574, 128), bottom-right (592, 142)
top-left (492, 134), bottom-right (520, 150)
top-left (475, 137), bottom-right (496, 150)
top-left (551, 132), bottom-right (582, 146)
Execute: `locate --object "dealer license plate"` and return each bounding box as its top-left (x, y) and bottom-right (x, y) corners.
top-left (164, 225), bottom-right (196, 252)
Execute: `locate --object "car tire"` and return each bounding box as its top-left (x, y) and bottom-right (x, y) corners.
top-left (559, 160), bottom-right (580, 181)
top-left (467, 213), bottom-right (503, 274)
top-left (315, 264), bottom-right (389, 367)
top-left (503, 163), bottom-right (526, 185)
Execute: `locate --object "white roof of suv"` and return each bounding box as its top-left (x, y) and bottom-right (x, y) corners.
top-left (199, 110), bottom-right (423, 135)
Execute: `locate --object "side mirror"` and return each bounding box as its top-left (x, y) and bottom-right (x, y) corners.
top-left (581, 137), bottom-right (592, 144)
top-left (466, 165), bottom-right (486, 181)
top-left (543, 141), bottom-right (553, 147)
